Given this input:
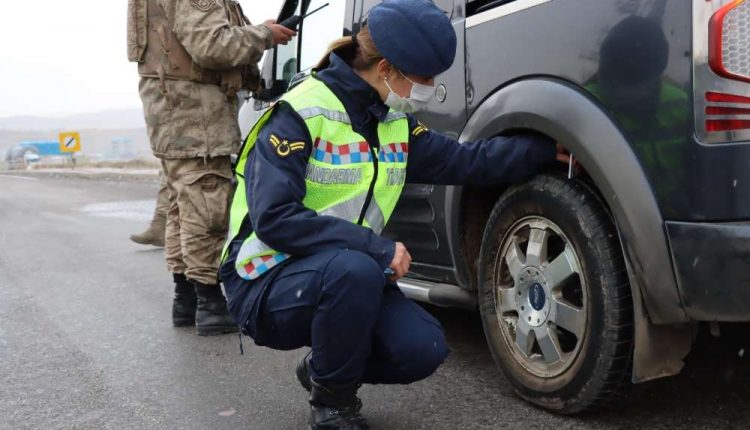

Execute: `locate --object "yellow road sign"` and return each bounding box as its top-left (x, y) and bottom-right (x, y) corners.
top-left (59, 132), bottom-right (81, 153)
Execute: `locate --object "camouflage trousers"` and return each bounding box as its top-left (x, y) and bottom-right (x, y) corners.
top-left (162, 156), bottom-right (233, 285)
top-left (154, 169), bottom-right (169, 220)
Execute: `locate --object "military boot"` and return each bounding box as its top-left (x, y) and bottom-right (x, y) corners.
top-left (296, 350), bottom-right (313, 392)
top-left (129, 214), bottom-right (166, 247)
top-left (172, 273), bottom-right (197, 327)
top-left (309, 380), bottom-right (368, 430)
top-left (192, 281), bottom-right (239, 336)
top-left (299, 353), bottom-right (363, 414)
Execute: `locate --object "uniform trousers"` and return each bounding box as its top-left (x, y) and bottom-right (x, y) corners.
top-left (236, 249), bottom-right (450, 385)
top-left (154, 169), bottom-right (170, 221)
top-left (162, 156), bottom-right (233, 284)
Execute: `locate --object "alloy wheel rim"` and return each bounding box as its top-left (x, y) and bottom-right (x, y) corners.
top-left (493, 216), bottom-right (587, 378)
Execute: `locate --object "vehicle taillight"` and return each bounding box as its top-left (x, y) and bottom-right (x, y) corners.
top-left (706, 91), bottom-right (750, 131)
top-left (695, 0), bottom-right (750, 142)
top-left (706, 118), bottom-right (750, 131)
top-left (706, 91), bottom-right (750, 104)
top-left (705, 106), bottom-right (750, 115)
top-left (709, 0), bottom-right (750, 83)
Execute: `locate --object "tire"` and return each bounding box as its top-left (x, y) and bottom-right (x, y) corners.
top-left (478, 174), bottom-right (633, 414)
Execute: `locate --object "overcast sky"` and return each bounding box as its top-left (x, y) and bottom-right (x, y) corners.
top-left (0, 0), bottom-right (284, 118)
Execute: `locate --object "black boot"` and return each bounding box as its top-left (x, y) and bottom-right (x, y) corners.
top-left (298, 352), bottom-right (363, 413)
top-left (296, 350), bottom-right (313, 392)
top-left (172, 273), bottom-right (197, 327)
top-left (309, 380), bottom-right (368, 430)
top-left (192, 281), bottom-right (239, 336)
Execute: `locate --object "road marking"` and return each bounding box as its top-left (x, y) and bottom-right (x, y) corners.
top-left (0, 174), bottom-right (38, 181)
top-left (81, 200), bottom-right (155, 222)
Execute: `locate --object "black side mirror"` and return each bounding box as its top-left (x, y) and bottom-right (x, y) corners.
top-left (255, 80), bottom-right (289, 103)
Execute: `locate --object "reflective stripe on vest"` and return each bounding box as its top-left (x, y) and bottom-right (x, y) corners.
top-left (235, 192), bottom-right (389, 279)
top-left (311, 139), bottom-right (409, 165)
top-left (224, 77), bottom-right (410, 280)
top-left (296, 107), bottom-right (406, 124)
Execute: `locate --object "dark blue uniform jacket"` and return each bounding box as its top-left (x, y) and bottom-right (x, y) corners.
top-left (220, 53), bottom-right (556, 330)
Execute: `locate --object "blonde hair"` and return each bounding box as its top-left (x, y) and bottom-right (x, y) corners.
top-left (316, 27), bottom-right (384, 71)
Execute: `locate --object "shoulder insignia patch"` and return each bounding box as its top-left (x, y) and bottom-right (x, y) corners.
top-left (190, 0), bottom-right (217, 12)
top-left (412, 121), bottom-right (429, 137)
top-left (270, 134), bottom-right (306, 158)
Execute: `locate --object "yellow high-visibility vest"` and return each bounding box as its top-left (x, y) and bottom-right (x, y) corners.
top-left (224, 77), bottom-right (410, 280)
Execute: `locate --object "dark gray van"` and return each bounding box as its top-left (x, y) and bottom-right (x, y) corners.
top-left (239, 0), bottom-right (750, 414)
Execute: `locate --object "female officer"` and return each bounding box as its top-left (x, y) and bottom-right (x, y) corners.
top-left (220, 0), bottom-right (569, 428)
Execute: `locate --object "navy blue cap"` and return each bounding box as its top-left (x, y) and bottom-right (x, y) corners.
top-left (368, 0), bottom-right (457, 77)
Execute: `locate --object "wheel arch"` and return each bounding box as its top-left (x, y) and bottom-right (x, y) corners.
top-left (447, 77), bottom-right (693, 382)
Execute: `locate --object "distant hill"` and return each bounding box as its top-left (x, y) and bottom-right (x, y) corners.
top-left (0, 109), bottom-right (146, 132)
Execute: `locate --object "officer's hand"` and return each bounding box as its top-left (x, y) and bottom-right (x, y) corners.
top-left (264, 20), bottom-right (297, 46)
top-left (555, 143), bottom-right (570, 164)
top-left (555, 143), bottom-right (583, 173)
top-left (388, 242), bottom-right (412, 282)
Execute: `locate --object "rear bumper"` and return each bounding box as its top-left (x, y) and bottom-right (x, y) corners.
top-left (667, 221), bottom-right (750, 321)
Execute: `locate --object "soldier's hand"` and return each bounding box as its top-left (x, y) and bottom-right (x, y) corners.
top-left (388, 242), bottom-right (412, 282)
top-left (264, 20), bottom-right (297, 46)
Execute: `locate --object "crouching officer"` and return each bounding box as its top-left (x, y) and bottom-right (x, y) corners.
top-left (220, 0), bottom-right (569, 427)
top-left (127, 0), bottom-right (296, 335)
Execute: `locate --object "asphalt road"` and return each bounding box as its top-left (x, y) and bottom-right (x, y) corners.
top-left (1, 173), bottom-right (749, 430)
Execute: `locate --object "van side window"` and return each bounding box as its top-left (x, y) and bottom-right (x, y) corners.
top-left (299, 0), bottom-right (348, 71)
top-left (467, 0), bottom-right (517, 16)
top-left (275, 2), bottom-right (301, 83)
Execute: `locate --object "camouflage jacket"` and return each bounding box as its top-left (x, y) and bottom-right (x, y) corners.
top-left (132, 0), bottom-right (274, 159)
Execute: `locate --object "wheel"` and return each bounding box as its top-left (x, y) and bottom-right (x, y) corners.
top-left (478, 174), bottom-right (633, 414)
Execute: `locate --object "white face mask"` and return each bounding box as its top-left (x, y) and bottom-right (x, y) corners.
top-left (384, 71), bottom-right (435, 113)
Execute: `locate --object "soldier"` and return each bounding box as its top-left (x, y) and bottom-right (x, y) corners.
top-left (127, 0), bottom-right (295, 335)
